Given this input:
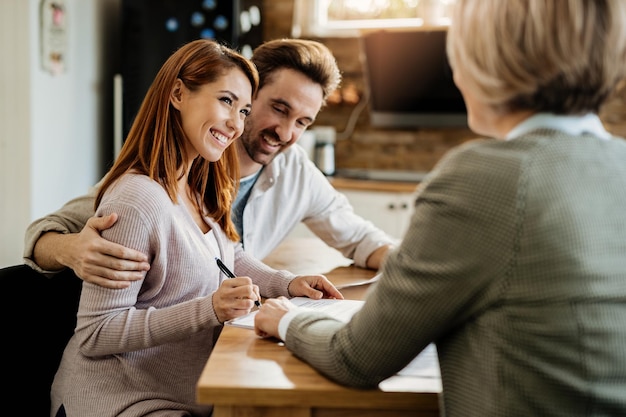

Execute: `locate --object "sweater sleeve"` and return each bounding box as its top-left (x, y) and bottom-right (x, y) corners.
top-left (234, 243), bottom-right (295, 298)
top-left (284, 141), bottom-right (521, 388)
top-left (75, 176), bottom-right (224, 356)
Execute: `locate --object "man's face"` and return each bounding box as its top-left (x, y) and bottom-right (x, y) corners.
top-left (240, 68), bottom-right (324, 166)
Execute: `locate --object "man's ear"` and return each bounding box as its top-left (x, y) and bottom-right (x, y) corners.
top-left (170, 78), bottom-right (184, 110)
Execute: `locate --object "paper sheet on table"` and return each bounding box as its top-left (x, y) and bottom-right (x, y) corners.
top-left (396, 343), bottom-right (440, 378)
top-left (226, 297), bottom-right (441, 380)
top-left (225, 297), bottom-right (365, 330)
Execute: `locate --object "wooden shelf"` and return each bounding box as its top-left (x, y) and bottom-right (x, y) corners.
top-left (330, 176), bottom-right (421, 193)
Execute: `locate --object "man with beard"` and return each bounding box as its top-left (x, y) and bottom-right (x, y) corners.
top-left (24, 39), bottom-right (396, 288)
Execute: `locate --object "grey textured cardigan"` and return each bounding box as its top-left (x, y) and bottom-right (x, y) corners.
top-left (284, 130), bottom-right (626, 417)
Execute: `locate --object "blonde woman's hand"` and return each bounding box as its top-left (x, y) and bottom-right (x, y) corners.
top-left (254, 296), bottom-right (295, 339)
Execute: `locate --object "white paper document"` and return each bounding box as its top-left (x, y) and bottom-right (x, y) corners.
top-left (226, 297), bottom-right (441, 380)
top-left (397, 343), bottom-right (439, 378)
top-left (225, 297), bottom-right (365, 330)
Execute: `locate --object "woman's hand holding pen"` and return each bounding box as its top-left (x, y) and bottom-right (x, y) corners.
top-left (212, 276), bottom-right (261, 324)
top-left (287, 275), bottom-right (344, 300)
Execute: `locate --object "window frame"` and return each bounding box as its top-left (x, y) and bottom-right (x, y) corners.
top-left (292, 0), bottom-right (451, 38)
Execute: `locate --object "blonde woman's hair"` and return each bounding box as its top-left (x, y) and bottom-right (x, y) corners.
top-left (447, 0), bottom-right (626, 114)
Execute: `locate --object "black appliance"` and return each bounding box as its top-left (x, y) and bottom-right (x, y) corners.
top-left (362, 29), bottom-right (467, 128)
top-left (119, 0), bottom-right (263, 140)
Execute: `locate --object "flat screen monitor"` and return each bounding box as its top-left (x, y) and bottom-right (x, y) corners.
top-left (362, 29), bottom-right (467, 128)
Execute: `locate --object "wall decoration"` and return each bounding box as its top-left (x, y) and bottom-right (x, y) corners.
top-left (40, 0), bottom-right (67, 76)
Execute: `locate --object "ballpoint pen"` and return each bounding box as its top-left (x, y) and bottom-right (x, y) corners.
top-left (215, 257), bottom-right (261, 307)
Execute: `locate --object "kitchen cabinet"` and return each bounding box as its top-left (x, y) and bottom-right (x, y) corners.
top-left (288, 178), bottom-right (420, 240)
top-left (341, 189), bottom-right (416, 239)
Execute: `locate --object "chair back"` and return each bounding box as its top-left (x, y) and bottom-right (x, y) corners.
top-left (0, 265), bottom-right (82, 417)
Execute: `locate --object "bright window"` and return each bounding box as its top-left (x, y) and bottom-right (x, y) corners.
top-left (292, 0), bottom-right (456, 37)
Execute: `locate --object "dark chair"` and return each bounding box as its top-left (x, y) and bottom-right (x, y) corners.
top-left (1, 265), bottom-right (82, 417)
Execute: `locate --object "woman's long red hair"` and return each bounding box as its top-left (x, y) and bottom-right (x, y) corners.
top-left (96, 39), bottom-right (259, 241)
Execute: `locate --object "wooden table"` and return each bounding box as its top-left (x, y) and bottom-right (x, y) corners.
top-left (196, 238), bottom-right (442, 417)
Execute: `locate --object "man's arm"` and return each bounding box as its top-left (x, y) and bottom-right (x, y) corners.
top-left (24, 183), bottom-right (148, 288)
top-left (300, 170), bottom-right (398, 269)
top-left (278, 146), bottom-right (397, 270)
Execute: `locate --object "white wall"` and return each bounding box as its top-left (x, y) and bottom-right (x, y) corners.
top-left (0, 1), bottom-right (31, 267)
top-left (0, 0), bottom-right (119, 267)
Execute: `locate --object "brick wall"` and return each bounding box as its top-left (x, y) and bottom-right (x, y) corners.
top-left (262, 0), bottom-right (626, 173)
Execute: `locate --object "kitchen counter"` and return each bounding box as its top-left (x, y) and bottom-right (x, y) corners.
top-left (330, 176), bottom-right (422, 193)
top-left (335, 168), bottom-right (429, 183)
top-left (331, 168), bottom-right (427, 193)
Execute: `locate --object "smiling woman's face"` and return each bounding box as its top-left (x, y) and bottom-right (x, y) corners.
top-left (171, 68), bottom-right (253, 164)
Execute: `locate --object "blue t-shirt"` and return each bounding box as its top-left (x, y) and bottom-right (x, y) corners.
top-left (232, 170), bottom-right (262, 245)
